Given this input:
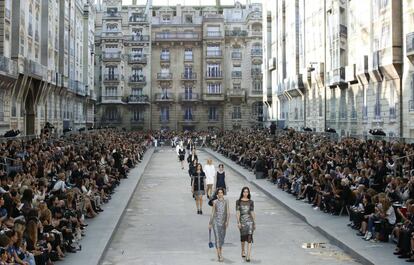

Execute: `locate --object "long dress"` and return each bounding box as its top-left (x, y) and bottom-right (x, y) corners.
top-left (210, 199), bottom-right (229, 248)
top-left (236, 199), bottom-right (254, 243)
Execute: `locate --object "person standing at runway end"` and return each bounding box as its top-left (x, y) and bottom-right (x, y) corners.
top-left (236, 187), bottom-right (256, 262)
top-left (209, 187), bottom-right (230, 262)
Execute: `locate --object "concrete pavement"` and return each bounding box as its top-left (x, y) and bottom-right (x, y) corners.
top-left (100, 148), bottom-right (361, 265)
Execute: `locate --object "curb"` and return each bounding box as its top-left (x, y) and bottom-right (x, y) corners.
top-left (204, 148), bottom-right (374, 265)
top-left (97, 147), bottom-right (155, 265)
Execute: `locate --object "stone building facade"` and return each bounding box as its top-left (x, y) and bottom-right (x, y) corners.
top-left (95, 0), bottom-right (263, 131)
top-left (263, 0), bottom-right (414, 138)
top-left (0, 0), bottom-right (96, 136)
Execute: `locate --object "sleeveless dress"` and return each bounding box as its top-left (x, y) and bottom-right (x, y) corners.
top-left (193, 172), bottom-right (206, 195)
top-left (216, 171), bottom-right (226, 189)
top-left (236, 199), bottom-right (254, 243)
top-left (210, 199), bottom-right (229, 248)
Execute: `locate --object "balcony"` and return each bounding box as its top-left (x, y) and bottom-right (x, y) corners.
top-left (102, 52), bottom-right (121, 62)
top-left (327, 67), bottom-right (346, 86)
top-left (124, 95), bottom-right (149, 104)
top-left (407, 32), bottom-right (414, 61)
top-left (231, 52), bottom-right (242, 60)
top-left (251, 31), bottom-right (262, 37)
top-left (208, 115), bottom-right (220, 122)
top-left (157, 73), bottom-right (172, 80)
top-left (205, 71), bottom-right (223, 79)
top-left (409, 100), bottom-right (414, 112)
top-left (100, 118), bottom-right (122, 124)
top-left (104, 12), bottom-right (121, 18)
top-left (124, 35), bottom-right (150, 42)
top-left (206, 50), bottom-right (223, 58)
top-left (179, 93), bottom-right (200, 102)
top-left (154, 93), bottom-right (174, 102)
top-left (179, 115), bottom-right (198, 124)
top-left (129, 15), bottom-right (147, 23)
top-left (250, 90), bottom-right (263, 96)
top-left (128, 54), bottom-right (147, 64)
top-left (225, 30), bottom-right (248, 37)
top-left (103, 74), bottom-right (120, 83)
top-left (205, 31), bottom-right (222, 38)
top-left (159, 116), bottom-right (170, 123)
top-left (131, 117), bottom-right (145, 124)
top-left (0, 56), bottom-right (18, 77)
top-left (181, 73), bottom-right (197, 80)
top-left (99, 96), bottom-right (124, 104)
top-left (101, 31), bottom-right (122, 38)
top-left (203, 93), bottom-right (225, 101)
top-left (231, 71), bottom-right (242, 78)
top-left (154, 32), bottom-right (200, 41)
top-left (129, 75), bottom-right (146, 85)
top-left (227, 89), bottom-right (245, 101)
top-left (284, 75), bottom-right (305, 97)
top-left (27, 60), bottom-right (46, 79)
top-left (74, 81), bottom-right (86, 96)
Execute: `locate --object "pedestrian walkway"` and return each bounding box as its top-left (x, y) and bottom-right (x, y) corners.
top-left (204, 148), bottom-right (406, 265)
top-left (101, 147), bottom-right (360, 265)
top-left (58, 148), bottom-right (155, 265)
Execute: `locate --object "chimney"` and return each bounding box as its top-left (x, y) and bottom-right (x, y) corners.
top-left (132, 0), bottom-right (137, 4)
top-left (216, 0), bottom-right (220, 7)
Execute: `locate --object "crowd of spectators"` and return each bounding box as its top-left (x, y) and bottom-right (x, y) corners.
top-left (212, 128), bottom-right (414, 262)
top-left (0, 130), bottom-right (149, 265)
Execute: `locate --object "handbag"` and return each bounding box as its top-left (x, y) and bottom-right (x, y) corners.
top-left (208, 228), bottom-right (214, 248)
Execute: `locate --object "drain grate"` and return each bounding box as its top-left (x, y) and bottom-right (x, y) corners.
top-left (302, 242), bottom-right (326, 249)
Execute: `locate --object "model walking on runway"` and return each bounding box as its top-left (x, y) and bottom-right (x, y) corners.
top-left (209, 188), bottom-right (230, 262)
top-left (178, 144), bottom-right (186, 169)
top-left (215, 164), bottom-right (227, 194)
top-left (204, 159), bottom-right (216, 199)
top-left (236, 187), bottom-right (256, 262)
top-left (192, 163), bottom-right (206, 214)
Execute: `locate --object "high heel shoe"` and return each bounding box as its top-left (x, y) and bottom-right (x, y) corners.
top-left (246, 257), bottom-right (251, 262)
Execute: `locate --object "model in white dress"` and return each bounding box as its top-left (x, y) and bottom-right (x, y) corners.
top-left (204, 159), bottom-right (216, 199)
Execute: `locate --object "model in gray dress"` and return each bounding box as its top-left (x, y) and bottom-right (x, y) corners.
top-left (236, 200), bottom-right (255, 242)
top-left (209, 198), bottom-right (229, 248)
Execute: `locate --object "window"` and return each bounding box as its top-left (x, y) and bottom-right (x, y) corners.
top-left (184, 107), bottom-right (193, 120)
top-left (330, 89), bottom-right (336, 120)
top-left (253, 80), bottom-right (262, 91)
top-left (105, 87), bottom-right (118, 96)
top-left (184, 84), bottom-right (193, 99)
top-left (207, 26), bottom-right (220, 37)
top-left (131, 68), bottom-right (143, 80)
top-left (162, 15), bottom-right (171, 24)
top-left (207, 83), bottom-right (221, 94)
top-left (233, 83), bottom-right (241, 90)
top-left (106, 23), bottom-right (118, 31)
top-left (232, 106), bottom-right (241, 119)
top-left (375, 84), bottom-right (381, 119)
top-left (105, 107), bottom-right (119, 120)
top-left (161, 107), bottom-right (169, 121)
top-left (185, 15), bottom-right (193, 23)
top-left (209, 106), bottom-right (218, 120)
top-left (132, 109), bottom-right (143, 121)
top-left (161, 48), bottom-right (170, 60)
top-left (132, 88), bottom-right (143, 96)
top-left (206, 63), bottom-right (221, 77)
top-left (0, 91), bottom-right (4, 121)
top-left (339, 89), bottom-right (347, 120)
top-left (105, 66), bottom-right (117, 80)
top-left (132, 48), bottom-right (143, 56)
top-left (207, 45), bottom-right (221, 56)
top-left (184, 66), bottom-right (193, 78)
top-left (184, 48), bottom-right (193, 61)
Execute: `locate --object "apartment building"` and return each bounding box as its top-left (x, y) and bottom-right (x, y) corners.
top-left (0, 0), bottom-right (96, 136)
top-left (264, 0), bottom-right (414, 138)
top-left (96, 0), bottom-right (263, 131)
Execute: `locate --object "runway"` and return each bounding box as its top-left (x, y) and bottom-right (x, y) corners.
top-left (101, 147), bottom-right (360, 265)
